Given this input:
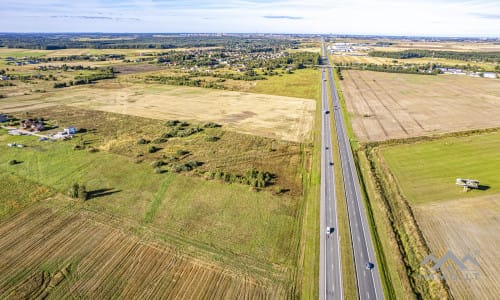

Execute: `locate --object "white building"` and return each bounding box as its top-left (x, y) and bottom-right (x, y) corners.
top-left (483, 72), bottom-right (497, 79)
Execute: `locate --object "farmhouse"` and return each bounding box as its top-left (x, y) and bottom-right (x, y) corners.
top-left (21, 118), bottom-right (44, 131)
top-left (483, 72), bottom-right (497, 79)
top-left (0, 75), bottom-right (9, 81)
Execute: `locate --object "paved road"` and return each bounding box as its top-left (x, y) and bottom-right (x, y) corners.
top-left (322, 41), bottom-right (385, 300)
top-left (319, 47), bottom-right (343, 300)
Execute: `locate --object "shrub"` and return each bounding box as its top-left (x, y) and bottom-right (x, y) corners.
top-left (204, 122), bottom-right (221, 128)
top-left (163, 130), bottom-right (178, 138)
top-left (78, 185), bottom-right (88, 200)
top-left (165, 120), bottom-right (180, 126)
top-left (69, 183), bottom-right (79, 199)
top-left (176, 149), bottom-right (189, 156)
top-left (205, 136), bottom-right (220, 142)
top-left (154, 167), bottom-right (163, 174)
top-left (151, 160), bottom-right (164, 168)
top-left (88, 147), bottom-right (98, 153)
top-left (152, 137), bottom-right (168, 144)
top-left (148, 145), bottom-right (159, 153)
top-left (8, 159), bottom-right (17, 165)
top-left (137, 138), bottom-right (148, 145)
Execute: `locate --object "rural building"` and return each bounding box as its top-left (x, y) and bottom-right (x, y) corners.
top-left (329, 43), bottom-right (353, 53)
top-left (483, 72), bottom-right (497, 79)
top-left (0, 75), bottom-right (9, 80)
top-left (0, 114), bottom-right (8, 122)
top-left (64, 127), bottom-right (77, 135)
top-left (21, 118), bottom-right (44, 131)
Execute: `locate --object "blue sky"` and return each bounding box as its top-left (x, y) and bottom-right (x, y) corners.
top-left (1, 0), bottom-right (499, 36)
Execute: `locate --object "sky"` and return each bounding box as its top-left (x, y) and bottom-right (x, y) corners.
top-left (0, 0), bottom-right (499, 37)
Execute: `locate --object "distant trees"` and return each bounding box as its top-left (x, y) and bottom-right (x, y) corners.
top-left (369, 50), bottom-right (500, 63)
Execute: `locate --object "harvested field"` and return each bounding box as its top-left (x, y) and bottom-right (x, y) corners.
top-left (0, 83), bottom-right (315, 142)
top-left (414, 195), bottom-right (500, 300)
top-left (339, 70), bottom-right (500, 141)
top-left (0, 203), bottom-right (286, 299)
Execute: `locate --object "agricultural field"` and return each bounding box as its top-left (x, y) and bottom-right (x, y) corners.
top-left (0, 101), bottom-right (311, 297)
top-left (0, 200), bottom-right (286, 299)
top-left (0, 82), bottom-right (316, 142)
top-left (339, 70), bottom-right (500, 142)
top-left (379, 132), bottom-right (500, 299)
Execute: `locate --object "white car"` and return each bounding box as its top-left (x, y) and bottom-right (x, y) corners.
top-left (326, 226), bottom-right (334, 235)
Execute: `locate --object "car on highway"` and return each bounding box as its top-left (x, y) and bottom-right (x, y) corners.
top-left (324, 110), bottom-right (330, 114)
top-left (329, 162), bottom-right (334, 166)
top-left (326, 226), bottom-right (334, 235)
top-left (365, 262), bottom-right (375, 270)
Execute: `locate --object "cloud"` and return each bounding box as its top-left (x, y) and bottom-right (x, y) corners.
top-left (263, 15), bottom-right (303, 20)
top-left (50, 15), bottom-right (140, 21)
top-left (470, 13), bottom-right (500, 19)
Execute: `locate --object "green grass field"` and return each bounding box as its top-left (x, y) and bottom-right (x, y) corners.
top-left (382, 132), bottom-right (500, 204)
top-left (251, 68), bottom-right (320, 99)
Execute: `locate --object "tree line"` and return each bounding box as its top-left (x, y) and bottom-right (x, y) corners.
top-left (369, 49), bottom-right (500, 63)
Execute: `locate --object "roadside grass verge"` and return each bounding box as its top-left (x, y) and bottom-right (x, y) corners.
top-left (298, 70), bottom-right (321, 299)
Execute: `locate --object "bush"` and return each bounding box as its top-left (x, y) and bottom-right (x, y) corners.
top-left (151, 160), bottom-right (164, 168)
top-left (204, 122), bottom-right (221, 128)
top-left (8, 159), bottom-right (17, 165)
top-left (165, 120), bottom-right (180, 126)
top-left (78, 185), bottom-right (88, 200)
top-left (176, 149), bottom-right (189, 156)
top-left (154, 167), bottom-right (163, 174)
top-left (137, 138), bottom-right (148, 145)
top-left (69, 183), bottom-right (79, 199)
top-left (205, 136), bottom-right (220, 142)
top-left (152, 137), bottom-right (168, 144)
top-left (148, 145), bottom-right (159, 153)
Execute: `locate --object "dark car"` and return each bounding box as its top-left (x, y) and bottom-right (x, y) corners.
top-left (324, 110), bottom-right (330, 114)
top-left (365, 262), bottom-right (375, 270)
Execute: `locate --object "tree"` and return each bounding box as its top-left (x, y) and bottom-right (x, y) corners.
top-left (69, 183), bottom-right (79, 199)
top-left (78, 185), bottom-right (88, 200)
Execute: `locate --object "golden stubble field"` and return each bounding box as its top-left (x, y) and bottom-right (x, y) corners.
top-left (339, 70), bottom-right (500, 141)
top-left (0, 202), bottom-right (285, 299)
top-left (414, 195), bottom-right (500, 299)
top-left (0, 82), bottom-right (316, 142)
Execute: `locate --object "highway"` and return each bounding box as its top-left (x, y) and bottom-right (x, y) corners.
top-left (322, 41), bottom-right (385, 300)
top-left (319, 47), bottom-right (343, 300)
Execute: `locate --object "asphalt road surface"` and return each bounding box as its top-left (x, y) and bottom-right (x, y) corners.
top-left (319, 46), bottom-right (343, 300)
top-left (322, 41), bottom-right (385, 300)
